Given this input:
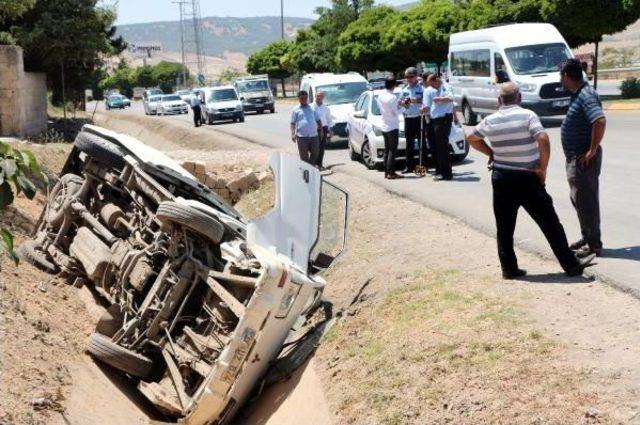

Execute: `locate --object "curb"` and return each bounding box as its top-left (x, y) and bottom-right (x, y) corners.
top-left (603, 102), bottom-right (640, 111)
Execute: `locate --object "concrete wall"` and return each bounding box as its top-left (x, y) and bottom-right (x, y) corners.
top-left (0, 45), bottom-right (47, 137)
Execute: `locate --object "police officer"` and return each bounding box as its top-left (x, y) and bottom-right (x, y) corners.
top-left (400, 67), bottom-right (424, 173)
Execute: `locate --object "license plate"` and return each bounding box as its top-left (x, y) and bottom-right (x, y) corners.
top-left (553, 100), bottom-right (570, 108)
top-left (222, 113), bottom-right (233, 118)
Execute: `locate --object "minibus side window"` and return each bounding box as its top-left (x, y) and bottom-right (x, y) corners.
top-left (451, 49), bottom-right (490, 77)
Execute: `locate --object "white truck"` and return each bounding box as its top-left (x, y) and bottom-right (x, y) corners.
top-left (448, 23), bottom-right (575, 125)
top-left (234, 74), bottom-right (276, 114)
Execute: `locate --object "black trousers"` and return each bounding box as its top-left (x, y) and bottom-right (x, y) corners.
top-left (432, 114), bottom-right (453, 179)
top-left (566, 147), bottom-right (603, 249)
top-left (317, 126), bottom-right (329, 167)
top-left (192, 105), bottom-right (202, 127)
top-left (382, 129), bottom-right (399, 175)
top-left (492, 168), bottom-right (579, 273)
top-left (418, 115), bottom-right (430, 168)
top-left (404, 116), bottom-right (421, 170)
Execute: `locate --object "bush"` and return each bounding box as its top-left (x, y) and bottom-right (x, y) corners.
top-left (620, 77), bottom-right (640, 99)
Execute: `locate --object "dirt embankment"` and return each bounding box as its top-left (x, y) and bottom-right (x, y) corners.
top-left (4, 116), bottom-right (640, 425)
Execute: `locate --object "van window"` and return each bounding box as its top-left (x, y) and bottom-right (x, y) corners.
top-left (505, 43), bottom-right (571, 75)
top-left (354, 93), bottom-right (367, 111)
top-left (316, 82), bottom-right (368, 106)
top-left (451, 49), bottom-right (491, 77)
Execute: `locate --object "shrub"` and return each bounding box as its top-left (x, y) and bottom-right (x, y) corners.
top-left (619, 77), bottom-right (640, 99)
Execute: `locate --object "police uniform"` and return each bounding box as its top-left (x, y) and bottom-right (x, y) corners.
top-left (400, 82), bottom-right (424, 172)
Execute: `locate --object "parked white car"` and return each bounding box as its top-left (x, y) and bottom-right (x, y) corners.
top-left (300, 73), bottom-right (368, 139)
top-left (202, 86), bottom-right (245, 124)
top-left (20, 125), bottom-right (348, 425)
top-left (348, 89), bottom-right (469, 170)
top-left (176, 89), bottom-right (193, 102)
top-left (157, 94), bottom-right (189, 115)
top-left (143, 95), bottom-right (162, 115)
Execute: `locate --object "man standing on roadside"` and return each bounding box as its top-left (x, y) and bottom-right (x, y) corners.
top-left (375, 77), bottom-right (404, 180)
top-left (191, 90), bottom-right (203, 127)
top-left (560, 58), bottom-right (607, 258)
top-left (400, 67), bottom-right (424, 173)
top-left (291, 90), bottom-right (322, 165)
top-left (467, 82), bottom-right (593, 279)
top-left (311, 91), bottom-right (333, 170)
top-left (422, 73), bottom-right (454, 181)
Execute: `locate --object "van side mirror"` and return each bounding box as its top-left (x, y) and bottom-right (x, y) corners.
top-left (496, 70), bottom-right (510, 84)
top-left (353, 110), bottom-right (366, 119)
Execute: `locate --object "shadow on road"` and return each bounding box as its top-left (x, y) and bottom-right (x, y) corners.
top-left (326, 139), bottom-right (348, 150)
top-left (517, 272), bottom-right (595, 284)
top-left (603, 246), bottom-right (640, 262)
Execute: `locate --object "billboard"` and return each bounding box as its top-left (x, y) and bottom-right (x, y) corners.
top-left (128, 42), bottom-right (162, 58)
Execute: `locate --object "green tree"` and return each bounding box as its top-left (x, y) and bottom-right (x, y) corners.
top-left (337, 6), bottom-right (402, 75)
top-left (132, 65), bottom-right (155, 88)
top-left (384, 1), bottom-right (469, 71)
top-left (0, 141), bottom-right (47, 266)
top-left (151, 61), bottom-right (188, 93)
top-left (4, 0), bottom-right (125, 105)
top-left (247, 40), bottom-right (292, 96)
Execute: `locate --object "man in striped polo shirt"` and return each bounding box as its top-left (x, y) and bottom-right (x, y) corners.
top-left (560, 58), bottom-right (607, 258)
top-left (467, 82), bottom-right (592, 279)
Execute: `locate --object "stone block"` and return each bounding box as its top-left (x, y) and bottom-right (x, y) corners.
top-left (193, 161), bottom-right (206, 175)
top-left (204, 173), bottom-right (219, 189)
top-left (181, 161), bottom-right (196, 173)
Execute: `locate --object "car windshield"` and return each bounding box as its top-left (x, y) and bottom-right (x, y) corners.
top-left (148, 89), bottom-right (163, 96)
top-left (108, 95), bottom-right (121, 101)
top-left (149, 96), bottom-right (161, 102)
top-left (505, 43), bottom-right (571, 75)
top-left (208, 89), bottom-right (238, 102)
top-left (176, 90), bottom-right (190, 95)
top-left (162, 95), bottom-right (181, 102)
top-left (371, 93), bottom-right (400, 115)
top-left (317, 82), bottom-right (368, 106)
top-left (237, 80), bottom-right (269, 93)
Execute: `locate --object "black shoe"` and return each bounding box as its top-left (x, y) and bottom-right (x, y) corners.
top-left (575, 245), bottom-right (602, 258)
top-left (569, 238), bottom-right (588, 250)
top-left (565, 254), bottom-right (596, 277)
top-left (502, 268), bottom-right (527, 279)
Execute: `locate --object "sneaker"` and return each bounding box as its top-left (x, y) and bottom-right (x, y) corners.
top-left (575, 245), bottom-right (602, 258)
top-left (565, 254), bottom-right (596, 277)
top-left (502, 268), bottom-right (527, 279)
top-left (569, 238), bottom-right (588, 250)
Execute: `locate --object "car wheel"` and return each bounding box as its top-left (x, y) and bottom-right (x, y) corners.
top-left (156, 201), bottom-right (225, 244)
top-left (95, 304), bottom-right (124, 337)
top-left (361, 140), bottom-right (376, 170)
top-left (207, 113), bottom-right (214, 125)
top-left (452, 140), bottom-right (470, 163)
top-left (462, 101), bottom-right (478, 126)
top-left (258, 109), bottom-right (264, 114)
top-left (74, 132), bottom-right (126, 169)
top-left (239, 114), bottom-right (245, 123)
top-left (45, 173), bottom-right (85, 228)
top-left (270, 107), bottom-right (275, 113)
top-left (17, 240), bottom-right (57, 274)
top-left (87, 333), bottom-right (153, 379)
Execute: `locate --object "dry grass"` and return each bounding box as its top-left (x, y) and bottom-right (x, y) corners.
top-left (319, 270), bottom-right (603, 425)
top-left (235, 180), bottom-right (275, 220)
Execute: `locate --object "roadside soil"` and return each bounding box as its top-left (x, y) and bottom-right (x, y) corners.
top-left (3, 116), bottom-right (640, 424)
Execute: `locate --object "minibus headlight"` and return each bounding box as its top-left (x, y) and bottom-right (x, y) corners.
top-left (516, 82), bottom-right (537, 93)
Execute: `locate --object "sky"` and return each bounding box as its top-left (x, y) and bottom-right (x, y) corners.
top-left (108, 0), bottom-right (411, 25)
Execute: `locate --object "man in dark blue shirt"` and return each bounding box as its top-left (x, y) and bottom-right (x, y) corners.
top-left (559, 59), bottom-right (607, 258)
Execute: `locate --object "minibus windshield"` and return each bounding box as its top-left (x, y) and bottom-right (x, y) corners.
top-left (505, 43), bottom-right (571, 75)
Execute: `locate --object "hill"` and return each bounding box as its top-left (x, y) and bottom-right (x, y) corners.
top-left (115, 16), bottom-right (313, 58)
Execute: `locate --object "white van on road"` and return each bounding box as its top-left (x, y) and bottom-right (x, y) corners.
top-left (448, 23), bottom-right (574, 125)
top-left (300, 73), bottom-right (368, 139)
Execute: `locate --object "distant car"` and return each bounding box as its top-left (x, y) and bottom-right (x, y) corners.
top-left (105, 95), bottom-right (125, 110)
top-left (175, 89), bottom-right (192, 102)
top-left (120, 95), bottom-right (131, 108)
top-left (368, 77), bottom-right (386, 90)
top-left (347, 88), bottom-right (469, 170)
top-left (202, 86), bottom-right (244, 124)
top-left (143, 95), bottom-right (162, 115)
top-left (157, 94), bottom-right (189, 115)
top-left (142, 88), bottom-right (163, 102)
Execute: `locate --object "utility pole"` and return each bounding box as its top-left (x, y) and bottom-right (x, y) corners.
top-left (173, 0), bottom-right (188, 87)
top-left (280, 0), bottom-right (284, 40)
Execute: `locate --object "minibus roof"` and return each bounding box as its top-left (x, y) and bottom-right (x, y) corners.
top-left (449, 23), bottom-right (567, 50)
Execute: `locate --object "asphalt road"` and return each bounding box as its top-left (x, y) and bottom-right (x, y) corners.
top-left (102, 100), bottom-right (640, 294)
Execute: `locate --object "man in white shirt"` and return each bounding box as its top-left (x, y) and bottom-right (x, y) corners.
top-left (375, 77), bottom-right (404, 179)
top-left (311, 91), bottom-right (333, 169)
